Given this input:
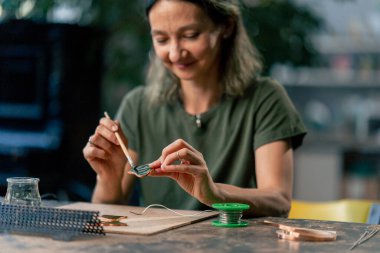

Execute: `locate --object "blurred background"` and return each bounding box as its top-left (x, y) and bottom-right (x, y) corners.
top-left (0, 0), bottom-right (379, 202)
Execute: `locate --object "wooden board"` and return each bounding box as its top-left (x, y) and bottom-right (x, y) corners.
top-left (60, 202), bottom-right (218, 235)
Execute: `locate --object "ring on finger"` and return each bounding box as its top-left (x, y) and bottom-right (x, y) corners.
top-left (88, 136), bottom-right (94, 145)
top-left (176, 151), bottom-right (181, 161)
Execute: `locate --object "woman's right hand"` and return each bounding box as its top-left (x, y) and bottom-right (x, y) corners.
top-left (83, 116), bottom-right (128, 183)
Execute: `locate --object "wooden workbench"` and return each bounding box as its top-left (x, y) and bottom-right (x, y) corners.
top-left (0, 202), bottom-right (379, 253)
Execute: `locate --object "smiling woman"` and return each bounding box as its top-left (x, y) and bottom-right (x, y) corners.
top-left (144, 0), bottom-right (262, 105)
top-left (83, 0), bottom-right (307, 218)
top-left (148, 1), bottom-right (228, 111)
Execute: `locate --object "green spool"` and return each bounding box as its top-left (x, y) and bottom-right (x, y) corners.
top-left (212, 203), bottom-right (250, 228)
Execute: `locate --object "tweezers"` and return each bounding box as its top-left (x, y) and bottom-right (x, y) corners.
top-left (349, 227), bottom-right (380, 250)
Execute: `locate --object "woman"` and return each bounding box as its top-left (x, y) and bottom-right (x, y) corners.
top-left (83, 0), bottom-right (307, 217)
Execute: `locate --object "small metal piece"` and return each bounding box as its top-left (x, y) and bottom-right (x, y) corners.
top-left (100, 215), bottom-right (128, 222)
top-left (98, 215), bottom-right (128, 227)
top-left (101, 221), bottom-right (128, 227)
top-left (261, 220), bottom-right (337, 242)
top-left (276, 228), bottom-right (337, 242)
top-left (128, 164), bottom-right (152, 178)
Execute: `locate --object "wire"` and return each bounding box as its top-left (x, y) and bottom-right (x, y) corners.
top-left (130, 204), bottom-right (214, 217)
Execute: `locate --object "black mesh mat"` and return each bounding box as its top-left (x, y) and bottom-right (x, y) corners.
top-left (0, 203), bottom-right (105, 241)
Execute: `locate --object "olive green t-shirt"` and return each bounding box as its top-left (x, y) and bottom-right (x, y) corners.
top-left (116, 77), bottom-right (307, 210)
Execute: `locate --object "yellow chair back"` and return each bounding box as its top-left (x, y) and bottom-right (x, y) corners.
top-left (288, 199), bottom-right (375, 223)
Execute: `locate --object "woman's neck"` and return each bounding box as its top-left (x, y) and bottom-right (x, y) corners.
top-left (179, 79), bottom-right (223, 115)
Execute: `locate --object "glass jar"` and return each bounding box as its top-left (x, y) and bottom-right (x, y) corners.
top-left (3, 177), bottom-right (42, 206)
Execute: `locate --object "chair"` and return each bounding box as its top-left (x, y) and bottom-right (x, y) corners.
top-left (288, 199), bottom-right (377, 223)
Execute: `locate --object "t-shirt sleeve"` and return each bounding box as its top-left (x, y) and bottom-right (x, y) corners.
top-left (115, 87), bottom-right (144, 152)
top-left (253, 79), bottom-right (307, 150)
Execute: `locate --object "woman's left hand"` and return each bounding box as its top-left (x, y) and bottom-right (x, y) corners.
top-left (148, 139), bottom-right (222, 206)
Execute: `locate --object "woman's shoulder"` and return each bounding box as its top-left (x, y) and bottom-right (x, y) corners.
top-left (125, 85), bottom-right (145, 97)
top-left (116, 86), bottom-right (147, 114)
top-left (254, 76), bottom-right (284, 91)
top-left (120, 85), bottom-right (146, 103)
top-left (243, 76), bottom-right (286, 99)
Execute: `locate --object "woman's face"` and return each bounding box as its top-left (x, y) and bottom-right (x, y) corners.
top-left (149, 0), bottom-right (224, 83)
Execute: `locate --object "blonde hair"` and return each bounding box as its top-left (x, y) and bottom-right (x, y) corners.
top-left (144, 0), bottom-right (262, 104)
